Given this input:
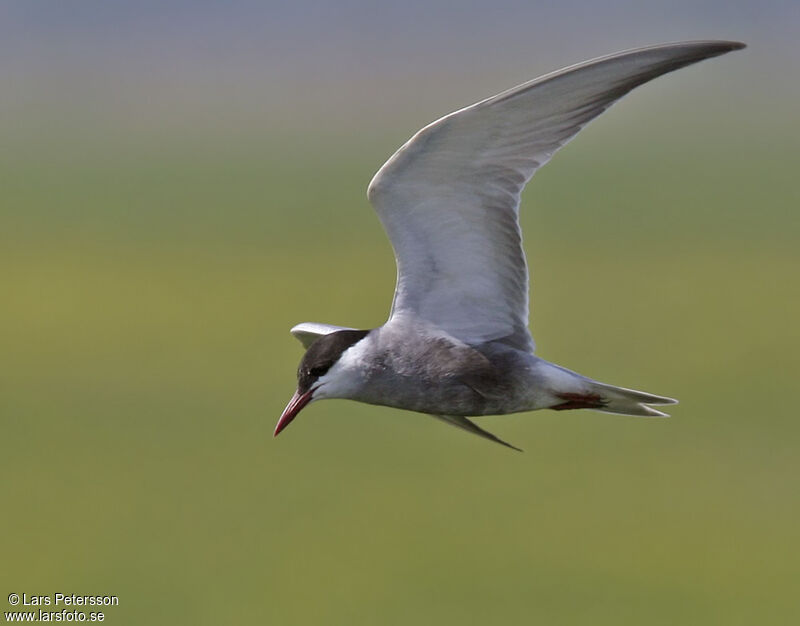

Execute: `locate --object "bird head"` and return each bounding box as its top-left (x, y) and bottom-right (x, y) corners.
top-left (274, 329), bottom-right (370, 436)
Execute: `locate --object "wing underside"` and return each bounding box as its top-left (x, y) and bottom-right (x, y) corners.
top-left (367, 41), bottom-right (744, 352)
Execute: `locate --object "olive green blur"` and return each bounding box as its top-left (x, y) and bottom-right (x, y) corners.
top-left (3, 91), bottom-right (798, 624)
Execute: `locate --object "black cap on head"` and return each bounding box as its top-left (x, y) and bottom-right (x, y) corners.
top-left (297, 329), bottom-right (369, 393)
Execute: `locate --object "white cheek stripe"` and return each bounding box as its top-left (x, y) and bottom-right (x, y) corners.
top-left (312, 334), bottom-right (372, 400)
top-left (335, 335), bottom-right (372, 370)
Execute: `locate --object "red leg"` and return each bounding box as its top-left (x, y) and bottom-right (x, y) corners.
top-left (551, 392), bottom-right (608, 411)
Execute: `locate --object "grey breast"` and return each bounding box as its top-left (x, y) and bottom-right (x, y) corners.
top-left (360, 330), bottom-right (520, 416)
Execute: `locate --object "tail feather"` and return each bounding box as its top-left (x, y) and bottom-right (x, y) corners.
top-left (587, 381), bottom-right (678, 417)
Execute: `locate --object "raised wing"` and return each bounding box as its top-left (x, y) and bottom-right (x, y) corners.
top-left (290, 322), bottom-right (355, 349)
top-left (367, 41), bottom-right (744, 351)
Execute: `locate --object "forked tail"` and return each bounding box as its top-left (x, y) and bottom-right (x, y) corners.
top-left (552, 381), bottom-right (678, 417)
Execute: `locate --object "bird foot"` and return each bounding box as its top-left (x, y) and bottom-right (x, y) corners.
top-left (551, 392), bottom-right (608, 411)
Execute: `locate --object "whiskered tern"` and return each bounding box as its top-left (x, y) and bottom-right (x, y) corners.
top-left (276, 40), bottom-right (745, 450)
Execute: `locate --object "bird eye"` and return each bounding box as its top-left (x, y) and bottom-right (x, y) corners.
top-left (309, 363), bottom-right (331, 377)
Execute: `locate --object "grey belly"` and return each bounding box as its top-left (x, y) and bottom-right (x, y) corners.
top-left (354, 333), bottom-right (539, 416)
top-left (357, 375), bottom-right (494, 416)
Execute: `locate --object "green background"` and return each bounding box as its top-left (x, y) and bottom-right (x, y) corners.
top-left (2, 3), bottom-right (798, 624)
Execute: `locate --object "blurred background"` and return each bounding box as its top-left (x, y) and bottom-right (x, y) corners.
top-left (2, 1), bottom-right (798, 624)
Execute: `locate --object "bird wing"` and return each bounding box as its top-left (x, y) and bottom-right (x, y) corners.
top-left (290, 322), bottom-right (355, 348)
top-left (367, 41), bottom-right (744, 352)
top-left (432, 415), bottom-right (522, 452)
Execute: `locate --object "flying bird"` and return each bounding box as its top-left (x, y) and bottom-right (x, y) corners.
top-left (276, 40), bottom-right (745, 450)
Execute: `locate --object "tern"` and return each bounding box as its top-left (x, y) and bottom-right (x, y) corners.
top-left (276, 40), bottom-right (744, 450)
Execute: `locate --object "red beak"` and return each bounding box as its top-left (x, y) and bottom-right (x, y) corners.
top-left (274, 389), bottom-right (314, 437)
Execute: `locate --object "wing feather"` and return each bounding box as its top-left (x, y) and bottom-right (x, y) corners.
top-left (290, 322), bottom-right (355, 348)
top-left (368, 41), bottom-right (744, 351)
